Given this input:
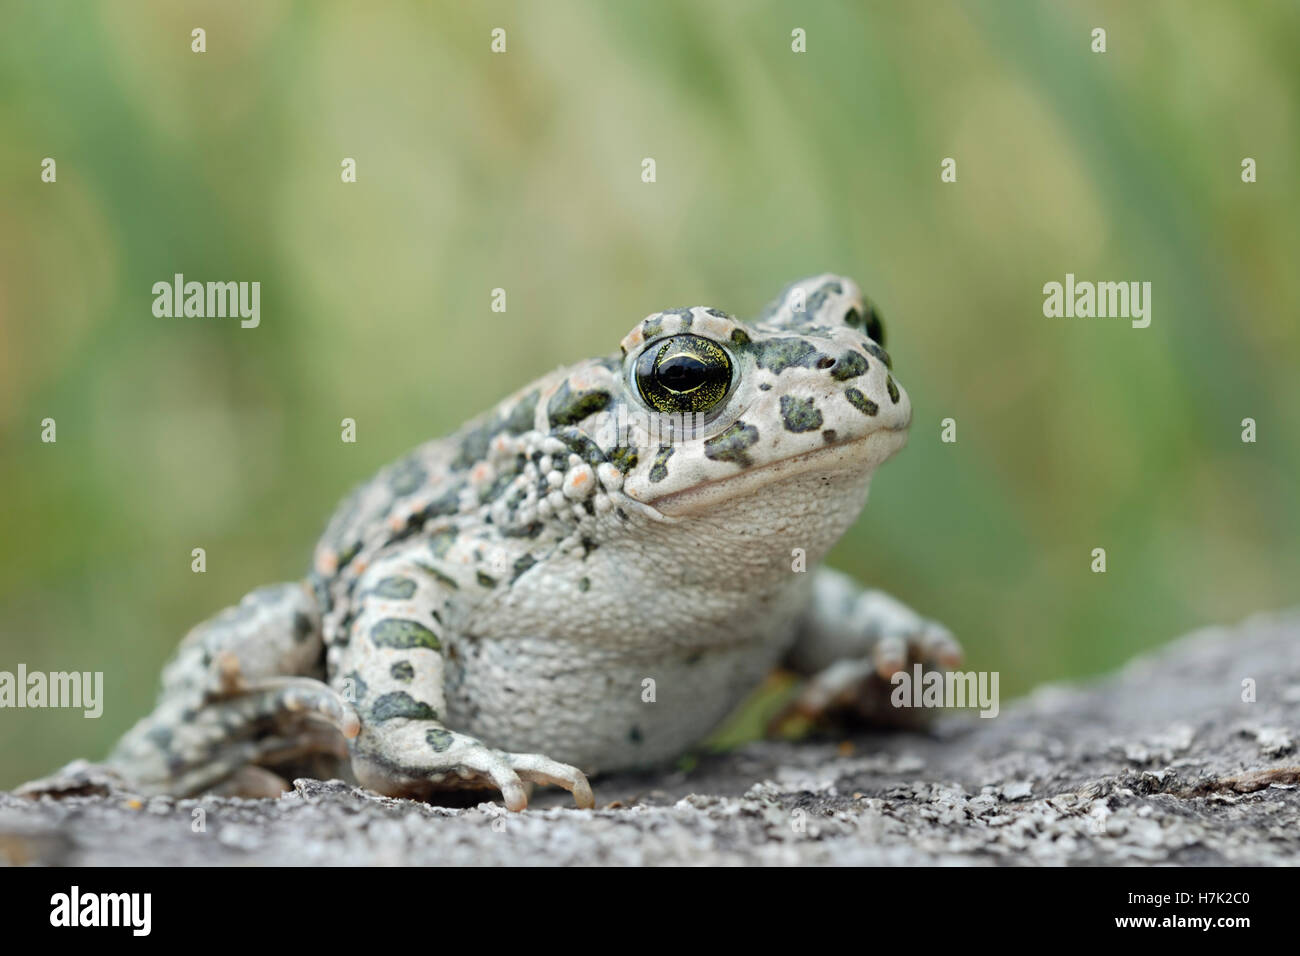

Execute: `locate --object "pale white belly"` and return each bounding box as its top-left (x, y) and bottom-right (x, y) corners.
top-left (443, 625), bottom-right (795, 772)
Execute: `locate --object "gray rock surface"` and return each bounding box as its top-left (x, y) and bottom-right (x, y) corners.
top-left (3, 610), bottom-right (1298, 865)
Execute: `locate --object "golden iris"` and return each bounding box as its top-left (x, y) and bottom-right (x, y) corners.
top-left (635, 335), bottom-right (733, 414)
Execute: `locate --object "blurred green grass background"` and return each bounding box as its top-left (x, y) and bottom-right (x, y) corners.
top-left (1, 0), bottom-right (1297, 788)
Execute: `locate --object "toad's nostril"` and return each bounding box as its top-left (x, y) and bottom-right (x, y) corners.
top-left (816, 357), bottom-right (835, 370)
top-left (825, 350), bottom-right (869, 382)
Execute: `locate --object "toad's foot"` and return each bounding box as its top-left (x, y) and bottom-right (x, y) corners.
top-left (105, 654), bottom-right (360, 797)
top-left (15, 759), bottom-right (133, 799)
top-left (771, 609), bottom-right (963, 736)
top-left (351, 725), bottom-right (594, 812)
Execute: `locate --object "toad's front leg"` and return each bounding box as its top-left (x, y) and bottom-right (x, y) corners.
top-left (101, 582), bottom-right (359, 798)
top-left (332, 550), bottom-right (594, 811)
top-left (770, 567), bottom-right (963, 734)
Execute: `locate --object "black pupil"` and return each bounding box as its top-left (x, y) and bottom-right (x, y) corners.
top-left (657, 353), bottom-right (709, 393)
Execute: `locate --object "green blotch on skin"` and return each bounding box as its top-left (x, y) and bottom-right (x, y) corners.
top-left (411, 484), bottom-right (464, 523)
top-left (555, 429), bottom-right (606, 467)
top-left (387, 458), bottom-right (427, 496)
top-left (865, 340), bottom-right (891, 368)
top-left (451, 423), bottom-right (493, 471)
top-left (370, 691), bottom-right (439, 723)
top-left (844, 388), bottom-right (879, 417)
top-left (512, 553), bottom-right (536, 582)
top-left (502, 521), bottom-right (544, 539)
top-left (831, 350), bottom-right (868, 381)
top-left (429, 531), bottom-right (457, 559)
top-left (663, 307), bottom-right (694, 329)
top-left (547, 380), bottom-right (612, 428)
top-left (415, 561), bottom-right (459, 590)
top-left (479, 469), bottom-right (519, 505)
top-left (648, 445), bottom-right (674, 483)
top-left (608, 445), bottom-right (639, 473)
top-left (704, 420), bottom-right (760, 468)
top-left (886, 375), bottom-right (900, 404)
top-left (803, 280), bottom-right (843, 320)
top-left (578, 577), bottom-right (590, 592)
top-left (476, 571), bottom-right (497, 589)
top-left (451, 392), bottom-right (541, 471)
top-left (292, 611), bottom-right (314, 644)
top-left (730, 328), bottom-right (751, 346)
top-left (641, 315), bottom-right (663, 340)
top-left (779, 395), bottom-right (823, 433)
top-left (390, 660), bottom-right (415, 683)
top-left (370, 618), bottom-right (441, 651)
top-left (500, 389), bottom-right (539, 435)
top-left (426, 728), bottom-right (455, 752)
top-left (372, 576), bottom-right (417, 600)
top-left (748, 337), bottom-right (830, 374)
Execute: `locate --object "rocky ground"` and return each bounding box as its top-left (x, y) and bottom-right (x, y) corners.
top-left (2, 609), bottom-right (1297, 865)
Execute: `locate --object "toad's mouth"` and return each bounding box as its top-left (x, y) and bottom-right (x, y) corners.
top-left (643, 426), bottom-right (909, 519)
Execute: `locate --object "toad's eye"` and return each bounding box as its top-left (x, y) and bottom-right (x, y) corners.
top-left (635, 334), bottom-right (733, 414)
